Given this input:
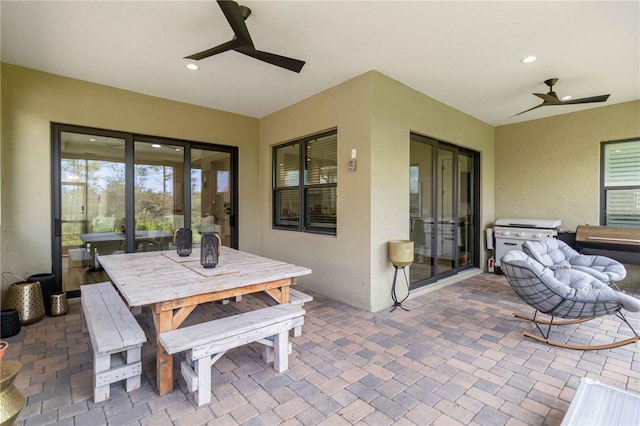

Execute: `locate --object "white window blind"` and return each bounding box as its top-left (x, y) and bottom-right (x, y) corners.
top-left (603, 140), bottom-right (640, 227)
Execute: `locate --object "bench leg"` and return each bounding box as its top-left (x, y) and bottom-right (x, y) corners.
top-left (262, 345), bottom-right (272, 364)
top-left (125, 348), bottom-right (142, 392)
top-left (262, 339), bottom-right (292, 364)
top-left (291, 325), bottom-right (303, 338)
top-left (273, 330), bottom-right (289, 373)
top-left (93, 353), bottom-right (111, 403)
top-left (194, 356), bottom-right (213, 406)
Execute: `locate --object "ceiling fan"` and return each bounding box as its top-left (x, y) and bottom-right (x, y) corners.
top-left (512, 78), bottom-right (610, 117)
top-left (184, 0), bottom-right (305, 73)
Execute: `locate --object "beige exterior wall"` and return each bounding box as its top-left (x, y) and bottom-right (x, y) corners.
top-left (369, 72), bottom-right (495, 310)
top-left (1, 63), bottom-right (259, 296)
top-left (259, 73), bottom-right (374, 310)
top-left (495, 101), bottom-right (640, 232)
top-left (260, 71), bottom-right (495, 311)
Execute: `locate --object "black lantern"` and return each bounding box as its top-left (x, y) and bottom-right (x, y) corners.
top-left (175, 228), bottom-right (192, 257)
top-left (200, 232), bottom-right (221, 268)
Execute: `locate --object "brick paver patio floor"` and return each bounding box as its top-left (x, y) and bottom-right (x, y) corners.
top-left (3, 272), bottom-right (639, 425)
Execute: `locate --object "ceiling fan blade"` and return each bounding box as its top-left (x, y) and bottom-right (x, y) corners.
top-left (236, 47), bottom-right (305, 73)
top-left (510, 103), bottom-right (545, 118)
top-left (513, 78), bottom-right (610, 116)
top-left (184, 38), bottom-right (242, 60)
top-left (533, 93), bottom-right (562, 105)
top-left (217, 0), bottom-right (253, 46)
top-left (562, 94), bottom-right (611, 104)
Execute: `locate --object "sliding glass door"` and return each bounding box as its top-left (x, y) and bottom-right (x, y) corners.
top-left (191, 148), bottom-right (233, 247)
top-left (52, 124), bottom-right (238, 294)
top-left (457, 152), bottom-right (476, 268)
top-left (409, 134), bottom-right (479, 288)
top-left (59, 133), bottom-right (127, 288)
top-left (437, 146), bottom-right (455, 275)
top-left (133, 140), bottom-right (184, 253)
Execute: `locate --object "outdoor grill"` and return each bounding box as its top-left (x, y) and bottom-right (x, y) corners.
top-left (575, 225), bottom-right (640, 265)
top-left (494, 218), bottom-right (562, 271)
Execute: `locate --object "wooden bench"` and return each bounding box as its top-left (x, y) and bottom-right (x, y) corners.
top-left (288, 288), bottom-right (313, 337)
top-left (81, 282), bottom-right (146, 403)
top-left (159, 304), bottom-right (305, 406)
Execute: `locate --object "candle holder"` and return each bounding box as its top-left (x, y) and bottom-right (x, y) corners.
top-left (175, 228), bottom-right (192, 257)
top-left (200, 233), bottom-right (221, 268)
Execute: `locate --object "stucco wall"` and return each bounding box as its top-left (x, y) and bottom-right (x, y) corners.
top-left (259, 73), bottom-right (374, 310)
top-left (495, 101), bottom-right (640, 232)
top-left (0, 63), bottom-right (259, 296)
top-left (369, 72), bottom-right (495, 311)
top-left (260, 71), bottom-right (495, 312)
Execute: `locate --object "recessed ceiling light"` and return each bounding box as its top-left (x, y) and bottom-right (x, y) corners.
top-left (561, 95), bottom-right (572, 101)
top-left (186, 63), bottom-right (199, 71)
top-left (89, 138), bottom-right (96, 142)
top-left (520, 56), bottom-right (537, 64)
top-left (151, 144), bottom-right (161, 148)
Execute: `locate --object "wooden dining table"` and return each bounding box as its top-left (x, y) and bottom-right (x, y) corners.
top-left (97, 246), bottom-right (312, 395)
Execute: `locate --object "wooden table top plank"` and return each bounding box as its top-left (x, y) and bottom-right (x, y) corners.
top-left (98, 247), bottom-right (311, 307)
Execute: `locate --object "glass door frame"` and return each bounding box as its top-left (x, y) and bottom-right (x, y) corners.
top-left (409, 133), bottom-right (480, 289)
top-left (51, 123), bottom-right (239, 295)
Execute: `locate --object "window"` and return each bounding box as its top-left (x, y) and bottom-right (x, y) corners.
top-left (273, 130), bottom-right (337, 235)
top-left (601, 139), bottom-right (640, 228)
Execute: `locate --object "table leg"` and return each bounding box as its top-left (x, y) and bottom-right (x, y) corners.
top-left (263, 279), bottom-right (292, 304)
top-left (154, 309), bottom-right (174, 395)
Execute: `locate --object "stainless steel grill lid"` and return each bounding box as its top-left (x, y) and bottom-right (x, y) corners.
top-left (494, 218), bottom-right (561, 229)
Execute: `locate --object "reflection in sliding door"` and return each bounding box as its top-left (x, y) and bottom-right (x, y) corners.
top-left (60, 132), bottom-right (125, 291)
top-left (133, 140), bottom-right (184, 252)
top-left (409, 142), bottom-right (434, 282)
top-left (458, 153), bottom-right (475, 267)
top-left (409, 133), bottom-right (479, 289)
top-left (53, 124), bottom-right (239, 295)
top-left (437, 147), bottom-right (455, 276)
top-left (191, 149), bottom-right (232, 247)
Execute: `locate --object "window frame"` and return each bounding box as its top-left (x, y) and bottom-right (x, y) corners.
top-left (600, 138), bottom-right (640, 228)
top-left (272, 129), bottom-right (338, 236)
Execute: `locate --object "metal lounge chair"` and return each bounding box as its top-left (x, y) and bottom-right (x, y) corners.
top-left (522, 238), bottom-right (626, 291)
top-left (500, 250), bottom-right (640, 350)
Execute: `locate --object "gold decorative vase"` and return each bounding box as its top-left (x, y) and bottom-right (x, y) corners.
top-left (5, 282), bottom-right (45, 325)
top-left (50, 293), bottom-right (69, 317)
top-left (0, 360), bottom-right (26, 426)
